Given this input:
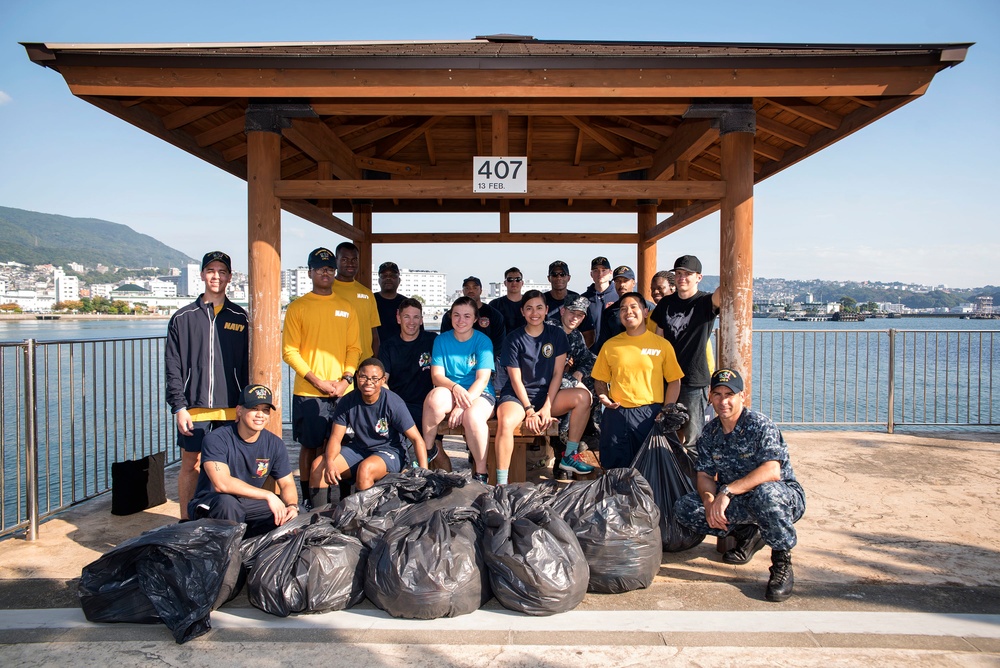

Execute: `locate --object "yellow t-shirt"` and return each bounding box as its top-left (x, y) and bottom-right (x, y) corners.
top-left (282, 291), bottom-right (362, 397)
top-left (189, 304), bottom-right (235, 421)
top-left (592, 330), bottom-right (684, 408)
top-left (332, 279), bottom-right (380, 359)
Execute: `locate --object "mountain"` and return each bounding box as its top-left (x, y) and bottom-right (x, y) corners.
top-left (0, 206), bottom-right (194, 271)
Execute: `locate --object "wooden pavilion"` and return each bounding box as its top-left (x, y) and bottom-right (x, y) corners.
top-left (23, 36), bottom-right (969, 423)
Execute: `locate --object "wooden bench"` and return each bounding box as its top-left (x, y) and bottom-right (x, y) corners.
top-left (436, 418), bottom-right (558, 484)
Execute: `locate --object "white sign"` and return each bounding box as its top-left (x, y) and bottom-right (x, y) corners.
top-left (473, 156), bottom-right (527, 194)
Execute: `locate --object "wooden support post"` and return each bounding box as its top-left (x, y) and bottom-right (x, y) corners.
top-left (352, 200), bottom-right (373, 289)
top-left (719, 131), bottom-right (755, 401)
top-left (637, 201), bottom-right (657, 300)
top-left (247, 130), bottom-right (283, 435)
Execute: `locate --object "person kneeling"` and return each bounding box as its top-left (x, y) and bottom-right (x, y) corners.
top-left (188, 384), bottom-right (299, 538)
top-left (313, 358), bottom-right (429, 507)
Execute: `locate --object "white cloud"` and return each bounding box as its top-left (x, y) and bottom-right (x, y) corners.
top-left (0, 91), bottom-right (11, 106)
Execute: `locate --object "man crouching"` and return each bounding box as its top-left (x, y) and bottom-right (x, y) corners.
top-left (674, 368), bottom-right (805, 602)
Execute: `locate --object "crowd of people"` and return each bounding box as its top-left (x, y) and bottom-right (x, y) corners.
top-left (164, 246), bottom-right (803, 602)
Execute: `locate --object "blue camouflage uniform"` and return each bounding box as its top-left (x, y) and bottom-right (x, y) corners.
top-left (674, 407), bottom-right (805, 550)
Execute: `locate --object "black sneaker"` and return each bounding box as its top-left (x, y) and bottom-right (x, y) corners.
top-left (472, 472), bottom-right (489, 484)
top-left (765, 550), bottom-right (794, 602)
top-left (552, 465), bottom-right (571, 481)
top-left (722, 525), bottom-right (766, 565)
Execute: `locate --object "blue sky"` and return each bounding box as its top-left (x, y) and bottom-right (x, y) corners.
top-left (1, 0), bottom-right (997, 291)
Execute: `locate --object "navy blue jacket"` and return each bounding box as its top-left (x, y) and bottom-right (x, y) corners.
top-left (165, 295), bottom-right (249, 413)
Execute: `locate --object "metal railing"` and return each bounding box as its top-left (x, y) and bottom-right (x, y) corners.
top-left (2, 328), bottom-right (997, 538)
top-left (751, 329), bottom-right (998, 431)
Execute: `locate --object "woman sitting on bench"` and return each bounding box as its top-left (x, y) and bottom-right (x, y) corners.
top-left (422, 296), bottom-right (496, 482)
top-left (495, 290), bottom-right (594, 484)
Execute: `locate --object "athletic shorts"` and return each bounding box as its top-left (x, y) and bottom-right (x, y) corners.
top-left (292, 395), bottom-right (339, 449)
top-left (178, 419), bottom-right (230, 453)
top-left (497, 390), bottom-right (546, 411)
top-left (339, 443), bottom-right (405, 477)
top-left (599, 403), bottom-right (658, 470)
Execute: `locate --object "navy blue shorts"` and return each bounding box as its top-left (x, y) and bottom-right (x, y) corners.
top-left (292, 395), bottom-right (339, 449)
top-left (497, 390), bottom-right (546, 411)
top-left (177, 419), bottom-right (230, 453)
top-left (339, 444), bottom-right (405, 477)
top-left (599, 403), bottom-right (658, 469)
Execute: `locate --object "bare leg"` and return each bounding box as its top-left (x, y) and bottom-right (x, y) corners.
top-left (495, 401), bottom-right (526, 472)
top-left (463, 397), bottom-right (495, 474)
top-left (355, 456), bottom-right (389, 491)
top-left (551, 388), bottom-right (591, 443)
top-left (178, 450), bottom-right (201, 520)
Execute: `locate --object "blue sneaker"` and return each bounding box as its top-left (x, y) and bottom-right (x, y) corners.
top-left (559, 453), bottom-right (595, 475)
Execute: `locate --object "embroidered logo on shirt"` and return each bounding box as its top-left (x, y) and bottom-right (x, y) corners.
top-left (418, 352), bottom-right (431, 368)
top-left (335, 310), bottom-right (350, 318)
top-left (468, 354), bottom-right (477, 367)
top-left (641, 348), bottom-right (662, 356)
top-left (541, 343), bottom-right (554, 358)
top-left (254, 459), bottom-right (270, 477)
top-left (478, 316), bottom-right (490, 328)
top-left (375, 417), bottom-right (389, 436)
top-left (224, 322), bottom-right (245, 332)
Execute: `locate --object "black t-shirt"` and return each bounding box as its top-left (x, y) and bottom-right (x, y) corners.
top-left (650, 291), bottom-right (718, 388)
top-left (331, 388), bottom-right (412, 459)
top-left (377, 330), bottom-right (437, 406)
top-left (374, 293), bottom-right (405, 342)
top-left (543, 290), bottom-right (594, 333)
top-left (499, 324), bottom-right (569, 401)
top-left (488, 295), bottom-right (527, 332)
top-left (192, 423), bottom-right (291, 506)
top-left (441, 301), bottom-right (507, 352)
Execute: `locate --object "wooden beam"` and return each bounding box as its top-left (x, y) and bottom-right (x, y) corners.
top-left (492, 109), bottom-right (509, 155)
top-left (194, 116), bottom-right (244, 147)
top-left (590, 118), bottom-right (663, 150)
top-left (381, 116), bottom-right (443, 159)
top-left (274, 179), bottom-right (726, 200)
top-left (371, 232), bottom-right (639, 244)
top-left (280, 199), bottom-right (362, 241)
top-left (282, 117), bottom-right (361, 180)
top-left (757, 95), bottom-right (917, 181)
top-left (354, 156), bottom-right (421, 177)
top-left (344, 122), bottom-right (415, 151)
top-left (525, 116), bottom-right (533, 162)
top-left (499, 199), bottom-right (510, 236)
top-left (312, 102), bottom-right (693, 116)
top-left (637, 203), bottom-right (657, 300)
top-left (761, 97), bottom-right (841, 130)
top-left (588, 155), bottom-right (653, 177)
top-left (644, 201), bottom-right (721, 243)
top-left (424, 130), bottom-right (437, 166)
top-left (63, 65), bottom-right (940, 98)
top-left (161, 101), bottom-right (234, 130)
top-left (353, 201), bottom-right (373, 289)
top-left (650, 119), bottom-right (720, 181)
top-left (563, 116), bottom-right (632, 158)
top-left (755, 115), bottom-right (811, 147)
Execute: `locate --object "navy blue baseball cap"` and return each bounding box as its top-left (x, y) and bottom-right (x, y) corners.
top-left (710, 368), bottom-right (744, 393)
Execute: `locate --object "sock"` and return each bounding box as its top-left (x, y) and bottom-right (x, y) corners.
top-left (564, 441), bottom-right (580, 457)
top-left (300, 479), bottom-right (310, 502)
top-left (496, 469), bottom-right (508, 485)
top-left (309, 487), bottom-right (327, 509)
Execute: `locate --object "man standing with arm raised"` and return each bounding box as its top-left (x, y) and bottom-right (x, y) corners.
top-left (166, 251), bottom-right (248, 521)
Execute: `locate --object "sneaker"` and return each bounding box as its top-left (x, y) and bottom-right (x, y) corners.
top-left (472, 472), bottom-right (489, 484)
top-left (552, 465), bottom-right (571, 481)
top-left (559, 453), bottom-right (595, 475)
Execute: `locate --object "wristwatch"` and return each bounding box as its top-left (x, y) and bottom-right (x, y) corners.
top-left (341, 374), bottom-right (354, 384)
top-left (718, 484), bottom-right (735, 499)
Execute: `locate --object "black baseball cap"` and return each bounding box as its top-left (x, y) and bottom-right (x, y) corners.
top-left (591, 256), bottom-right (611, 270)
top-left (548, 260), bottom-right (570, 275)
top-left (378, 261), bottom-right (400, 275)
top-left (612, 265), bottom-right (635, 281)
top-left (710, 368), bottom-right (744, 393)
top-left (238, 384), bottom-right (276, 409)
top-left (463, 276), bottom-right (482, 287)
top-left (201, 251), bottom-right (231, 272)
top-left (308, 247), bottom-right (336, 269)
top-left (673, 255), bottom-right (702, 273)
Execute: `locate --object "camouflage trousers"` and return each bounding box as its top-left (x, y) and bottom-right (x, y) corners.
top-left (674, 480), bottom-right (806, 551)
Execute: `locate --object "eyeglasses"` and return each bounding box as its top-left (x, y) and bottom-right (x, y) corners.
top-left (312, 266), bottom-right (336, 275)
top-left (505, 277), bottom-right (523, 283)
top-left (549, 272), bottom-right (568, 278)
top-left (356, 374), bottom-right (384, 384)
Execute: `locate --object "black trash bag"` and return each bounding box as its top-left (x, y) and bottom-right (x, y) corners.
top-left (328, 468), bottom-right (482, 548)
top-left (240, 508), bottom-right (316, 569)
top-left (550, 469), bottom-right (662, 594)
top-left (245, 514), bottom-right (367, 617)
top-left (478, 483), bottom-right (589, 615)
top-left (632, 422), bottom-right (707, 553)
top-left (365, 506), bottom-right (491, 619)
top-left (78, 519), bottom-right (244, 644)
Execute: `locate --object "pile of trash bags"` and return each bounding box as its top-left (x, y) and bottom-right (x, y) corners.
top-left (80, 446), bottom-right (706, 639)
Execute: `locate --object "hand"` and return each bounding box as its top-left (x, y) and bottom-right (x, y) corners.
top-left (278, 504), bottom-right (299, 526)
top-left (598, 394), bottom-right (620, 410)
top-left (329, 378), bottom-right (350, 398)
top-left (524, 411), bottom-right (544, 434)
top-left (448, 406), bottom-right (466, 429)
top-left (312, 378), bottom-right (340, 396)
top-left (324, 457), bottom-right (341, 486)
top-left (175, 409), bottom-right (194, 437)
top-left (451, 384), bottom-right (473, 409)
top-left (656, 402), bottom-right (689, 430)
top-left (266, 493), bottom-right (286, 524)
top-left (705, 493), bottom-right (730, 531)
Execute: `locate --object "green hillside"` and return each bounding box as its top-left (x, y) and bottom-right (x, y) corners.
top-left (0, 206), bottom-right (194, 271)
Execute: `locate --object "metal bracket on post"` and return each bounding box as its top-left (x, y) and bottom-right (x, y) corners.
top-left (23, 338), bottom-right (38, 541)
top-left (245, 100), bottom-right (318, 134)
top-left (683, 100), bottom-right (756, 135)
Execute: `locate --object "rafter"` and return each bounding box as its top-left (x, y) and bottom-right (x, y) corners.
top-left (282, 118), bottom-right (361, 180)
top-left (755, 116), bottom-right (811, 147)
top-left (762, 97), bottom-right (841, 130)
top-left (563, 116), bottom-right (633, 158)
top-left (650, 119), bottom-right (719, 180)
top-left (161, 101), bottom-right (234, 130)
